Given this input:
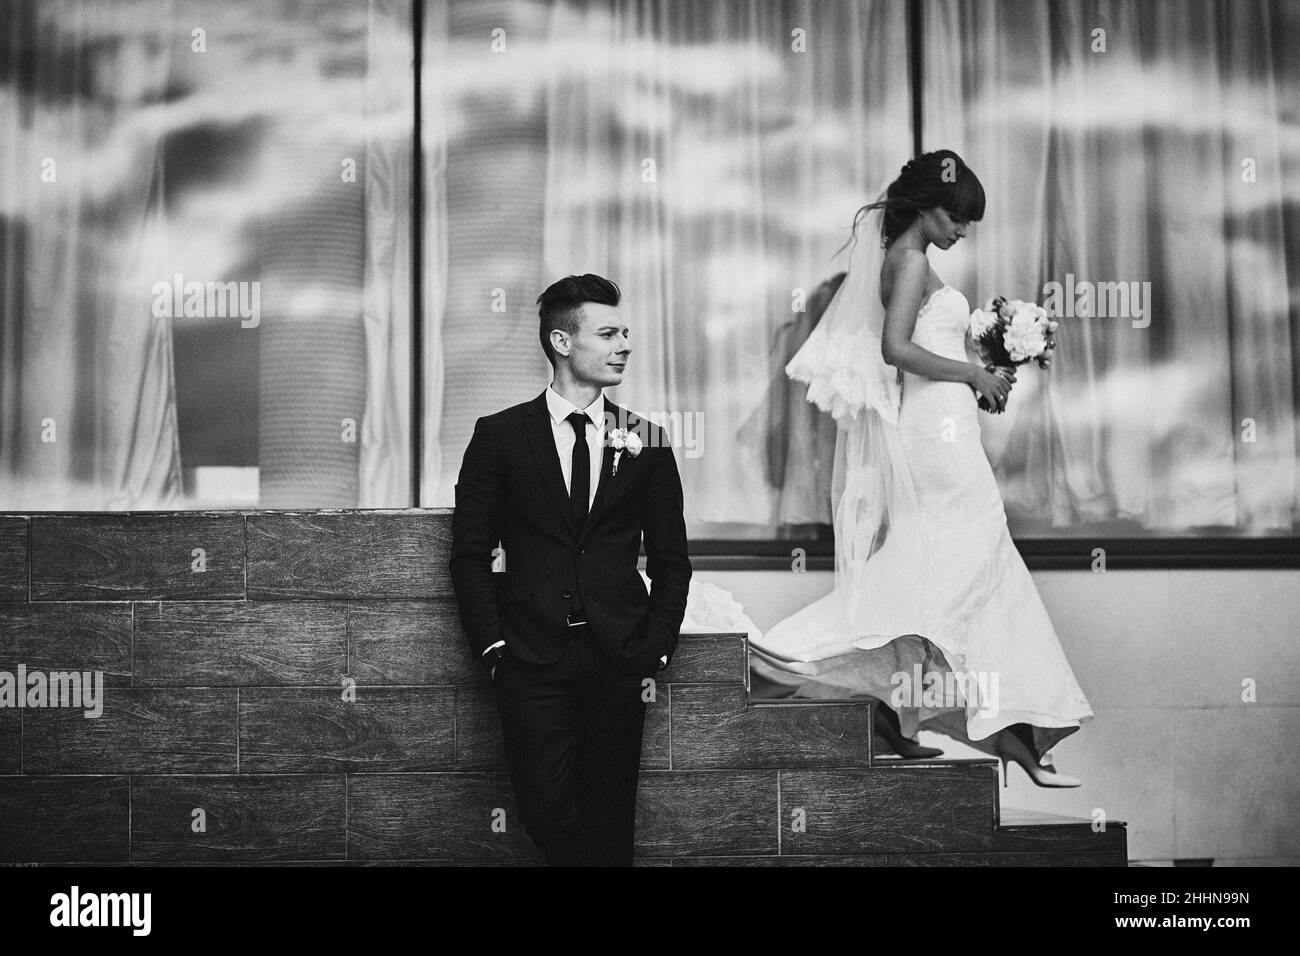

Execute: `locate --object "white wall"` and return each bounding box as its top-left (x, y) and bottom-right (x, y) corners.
top-left (695, 566), bottom-right (1300, 865)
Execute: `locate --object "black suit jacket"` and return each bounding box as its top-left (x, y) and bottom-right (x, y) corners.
top-left (449, 391), bottom-right (692, 675)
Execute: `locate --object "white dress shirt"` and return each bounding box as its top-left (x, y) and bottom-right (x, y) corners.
top-left (544, 385), bottom-right (604, 509)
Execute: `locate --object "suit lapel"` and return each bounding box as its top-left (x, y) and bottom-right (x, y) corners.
top-left (522, 392), bottom-right (578, 537)
top-left (582, 398), bottom-right (633, 539)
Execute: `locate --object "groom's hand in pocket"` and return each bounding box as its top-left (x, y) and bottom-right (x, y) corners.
top-left (482, 642), bottom-right (506, 681)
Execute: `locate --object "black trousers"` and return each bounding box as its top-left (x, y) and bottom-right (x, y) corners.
top-left (491, 624), bottom-right (648, 866)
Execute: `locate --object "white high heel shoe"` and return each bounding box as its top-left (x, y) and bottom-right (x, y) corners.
top-left (999, 751), bottom-right (1082, 789)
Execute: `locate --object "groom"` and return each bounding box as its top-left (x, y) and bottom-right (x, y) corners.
top-left (449, 273), bottom-right (692, 866)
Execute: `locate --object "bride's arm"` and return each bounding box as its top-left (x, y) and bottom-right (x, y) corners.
top-left (880, 251), bottom-right (1011, 411)
top-left (879, 251), bottom-right (977, 384)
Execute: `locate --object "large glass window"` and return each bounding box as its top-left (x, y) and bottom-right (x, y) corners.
top-left (424, 0), bottom-right (911, 541)
top-left (1, 0), bottom-right (413, 509)
top-left (922, 0), bottom-right (1300, 537)
top-left (4, 0), bottom-right (1298, 543)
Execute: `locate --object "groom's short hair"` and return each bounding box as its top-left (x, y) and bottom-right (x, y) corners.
top-left (537, 274), bottom-right (621, 367)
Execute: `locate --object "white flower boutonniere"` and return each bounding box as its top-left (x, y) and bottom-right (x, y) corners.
top-left (608, 428), bottom-right (643, 476)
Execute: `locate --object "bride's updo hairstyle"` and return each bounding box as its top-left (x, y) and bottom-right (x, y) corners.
top-left (852, 149), bottom-right (986, 247)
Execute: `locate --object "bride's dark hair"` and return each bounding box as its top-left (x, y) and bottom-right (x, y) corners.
top-left (850, 149), bottom-right (986, 248)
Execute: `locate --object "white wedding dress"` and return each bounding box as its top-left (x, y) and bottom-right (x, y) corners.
top-left (750, 233), bottom-right (1093, 760)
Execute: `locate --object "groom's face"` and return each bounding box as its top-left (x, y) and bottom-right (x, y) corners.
top-left (562, 302), bottom-right (631, 387)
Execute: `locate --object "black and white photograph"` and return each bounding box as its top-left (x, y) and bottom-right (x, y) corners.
top-left (0, 0), bottom-right (1295, 931)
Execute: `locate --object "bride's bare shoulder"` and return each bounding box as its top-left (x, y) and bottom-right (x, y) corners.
top-left (880, 247), bottom-right (929, 306)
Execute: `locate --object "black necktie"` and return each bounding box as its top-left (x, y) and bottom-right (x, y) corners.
top-left (566, 411), bottom-right (590, 531)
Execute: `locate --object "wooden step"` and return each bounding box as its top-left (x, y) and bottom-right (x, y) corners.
top-left (659, 632), bottom-right (748, 685)
top-left (645, 807), bottom-right (1129, 864)
top-left (0, 747), bottom-right (1124, 865)
top-left (662, 854), bottom-right (889, 866)
top-left (887, 850), bottom-right (1123, 866)
top-left (779, 761), bottom-right (999, 855)
top-left (993, 807), bottom-right (1128, 862)
top-left (669, 686), bottom-right (873, 769)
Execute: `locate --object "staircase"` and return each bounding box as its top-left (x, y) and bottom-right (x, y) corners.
top-left (0, 509), bottom-right (1125, 865)
top-left (631, 632), bottom-right (1125, 865)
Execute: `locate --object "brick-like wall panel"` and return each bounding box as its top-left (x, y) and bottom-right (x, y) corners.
top-left (0, 603), bottom-right (132, 685)
top-left (134, 601), bottom-right (347, 686)
top-left (131, 775), bottom-right (345, 862)
top-left (239, 687), bottom-right (457, 773)
top-left (30, 514), bottom-right (245, 601)
top-left (246, 513), bottom-right (455, 600)
top-left (23, 688), bottom-right (239, 774)
top-left (0, 709), bottom-right (19, 773)
top-left (0, 777), bottom-right (130, 863)
top-left (348, 599), bottom-right (476, 684)
top-left (0, 518), bottom-right (26, 602)
top-left (0, 510), bottom-right (1124, 865)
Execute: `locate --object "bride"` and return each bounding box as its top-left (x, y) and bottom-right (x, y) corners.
top-left (750, 150), bottom-right (1093, 788)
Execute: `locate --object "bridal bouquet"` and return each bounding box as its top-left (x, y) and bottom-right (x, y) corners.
top-left (968, 296), bottom-right (1058, 412)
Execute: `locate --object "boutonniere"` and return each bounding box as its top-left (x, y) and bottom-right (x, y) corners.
top-left (607, 428), bottom-right (643, 476)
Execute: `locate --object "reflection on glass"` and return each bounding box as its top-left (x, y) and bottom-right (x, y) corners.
top-left (923, 0), bottom-right (1299, 537)
top-left (1, 0), bottom-right (413, 509)
top-left (4, 0), bottom-right (1297, 539)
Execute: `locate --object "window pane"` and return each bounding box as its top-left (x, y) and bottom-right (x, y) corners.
top-left (923, 0), bottom-right (1299, 536)
top-left (0, 0), bottom-right (413, 509)
top-left (425, 0), bottom-right (911, 544)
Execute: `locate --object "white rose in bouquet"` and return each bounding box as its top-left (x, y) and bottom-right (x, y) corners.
top-left (969, 306), bottom-right (999, 340)
top-left (1002, 300), bottom-right (1048, 363)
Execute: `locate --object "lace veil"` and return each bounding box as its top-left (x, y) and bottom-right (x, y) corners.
top-left (780, 192), bottom-right (931, 644)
